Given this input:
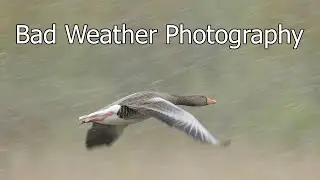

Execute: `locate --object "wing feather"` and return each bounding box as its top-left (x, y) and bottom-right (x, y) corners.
top-left (129, 97), bottom-right (228, 146)
top-left (85, 123), bottom-right (126, 149)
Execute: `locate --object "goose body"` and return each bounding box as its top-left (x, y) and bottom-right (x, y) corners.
top-left (79, 91), bottom-right (230, 149)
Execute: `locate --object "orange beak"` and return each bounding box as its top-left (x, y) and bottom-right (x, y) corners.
top-left (206, 97), bottom-right (216, 104)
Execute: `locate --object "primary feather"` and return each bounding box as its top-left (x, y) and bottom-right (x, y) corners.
top-left (128, 97), bottom-right (220, 145)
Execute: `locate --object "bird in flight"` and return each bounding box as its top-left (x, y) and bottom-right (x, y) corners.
top-left (79, 91), bottom-right (231, 150)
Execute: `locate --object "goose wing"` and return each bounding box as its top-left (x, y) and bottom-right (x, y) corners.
top-left (128, 97), bottom-right (229, 146)
top-left (85, 123), bottom-right (126, 149)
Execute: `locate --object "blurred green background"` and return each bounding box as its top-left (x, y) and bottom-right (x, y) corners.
top-left (0, 0), bottom-right (319, 180)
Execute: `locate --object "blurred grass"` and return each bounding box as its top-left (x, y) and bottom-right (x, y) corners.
top-left (0, 0), bottom-right (320, 179)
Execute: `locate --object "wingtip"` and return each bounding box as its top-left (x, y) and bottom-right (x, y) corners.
top-left (85, 143), bottom-right (104, 151)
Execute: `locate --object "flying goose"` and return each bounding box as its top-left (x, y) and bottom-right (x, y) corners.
top-left (79, 91), bottom-right (231, 149)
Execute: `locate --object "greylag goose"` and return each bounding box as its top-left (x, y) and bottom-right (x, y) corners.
top-left (79, 91), bottom-right (231, 149)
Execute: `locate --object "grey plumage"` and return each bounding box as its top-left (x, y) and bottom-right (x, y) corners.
top-left (116, 105), bottom-right (139, 119)
top-left (98, 91), bottom-right (209, 111)
top-left (127, 97), bottom-right (220, 144)
top-left (86, 123), bottom-right (125, 149)
top-left (82, 91), bottom-right (230, 149)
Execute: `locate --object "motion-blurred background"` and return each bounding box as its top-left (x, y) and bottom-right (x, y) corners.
top-left (0, 0), bottom-right (319, 180)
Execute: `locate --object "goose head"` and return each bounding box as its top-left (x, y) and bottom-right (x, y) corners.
top-left (78, 105), bottom-right (121, 125)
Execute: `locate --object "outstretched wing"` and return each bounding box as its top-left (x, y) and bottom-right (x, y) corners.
top-left (129, 97), bottom-right (229, 146)
top-left (85, 123), bottom-right (126, 150)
